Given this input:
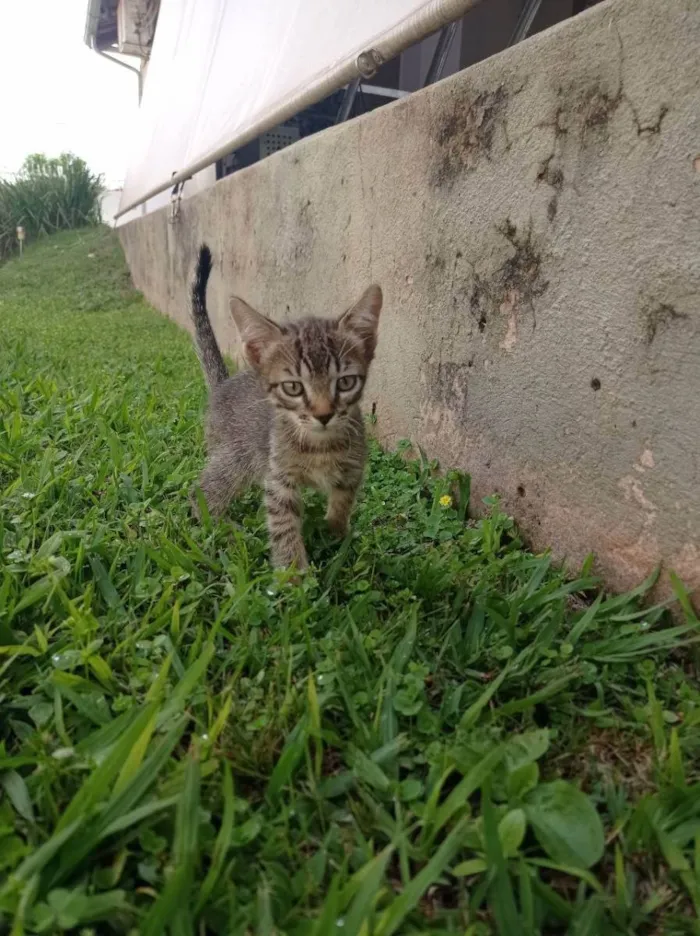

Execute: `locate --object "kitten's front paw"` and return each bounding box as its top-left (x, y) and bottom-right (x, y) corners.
top-left (327, 515), bottom-right (350, 539)
top-left (272, 543), bottom-right (308, 571)
top-left (292, 553), bottom-right (309, 572)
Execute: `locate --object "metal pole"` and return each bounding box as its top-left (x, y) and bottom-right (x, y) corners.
top-left (336, 77), bottom-right (361, 123)
top-left (91, 38), bottom-right (141, 75)
top-left (424, 21), bottom-right (458, 87)
top-left (508, 0), bottom-right (543, 45)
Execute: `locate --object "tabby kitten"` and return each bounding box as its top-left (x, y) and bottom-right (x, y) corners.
top-left (190, 245), bottom-right (382, 569)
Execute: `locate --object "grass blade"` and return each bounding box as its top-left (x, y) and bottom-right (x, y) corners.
top-left (58, 703), bottom-right (159, 833)
top-left (375, 817), bottom-right (471, 936)
top-left (483, 782), bottom-right (520, 934)
top-left (141, 746), bottom-right (201, 936)
top-left (428, 745), bottom-right (506, 842)
top-left (342, 846), bottom-right (393, 936)
top-left (195, 762), bottom-right (235, 915)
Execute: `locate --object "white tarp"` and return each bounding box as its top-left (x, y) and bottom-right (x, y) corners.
top-left (117, 0), bottom-right (482, 217)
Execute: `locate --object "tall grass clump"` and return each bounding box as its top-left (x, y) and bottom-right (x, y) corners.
top-left (0, 153), bottom-right (103, 261)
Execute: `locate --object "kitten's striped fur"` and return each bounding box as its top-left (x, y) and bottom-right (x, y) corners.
top-left (190, 244), bottom-right (382, 569)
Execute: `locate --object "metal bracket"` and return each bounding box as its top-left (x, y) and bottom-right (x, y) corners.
top-left (424, 22), bottom-right (458, 87)
top-left (337, 48), bottom-right (384, 123)
top-left (169, 176), bottom-right (188, 224)
top-left (509, 0), bottom-right (544, 45)
top-left (356, 48), bottom-right (383, 79)
top-left (336, 78), bottom-right (361, 123)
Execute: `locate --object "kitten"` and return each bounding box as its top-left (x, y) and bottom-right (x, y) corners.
top-left (190, 244), bottom-right (382, 570)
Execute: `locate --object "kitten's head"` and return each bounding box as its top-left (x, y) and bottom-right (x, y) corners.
top-left (229, 286), bottom-right (382, 437)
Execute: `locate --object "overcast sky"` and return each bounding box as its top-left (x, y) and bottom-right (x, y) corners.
top-left (0, 0), bottom-right (139, 188)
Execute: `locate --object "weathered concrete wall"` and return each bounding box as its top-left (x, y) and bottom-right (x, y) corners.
top-left (119, 0), bottom-right (700, 601)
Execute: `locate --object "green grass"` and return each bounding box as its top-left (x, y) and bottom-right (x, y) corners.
top-left (1, 227), bottom-right (700, 935)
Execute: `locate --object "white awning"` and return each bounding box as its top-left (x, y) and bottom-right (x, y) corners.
top-left (116, 0), bottom-right (483, 218)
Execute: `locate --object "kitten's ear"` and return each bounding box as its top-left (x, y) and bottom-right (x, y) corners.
top-left (338, 285), bottom-right (383, 362)
top-left (229, 297), bottom-right (282, 369)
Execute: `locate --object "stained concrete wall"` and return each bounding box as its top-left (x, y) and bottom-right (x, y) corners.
top-left (119, 0), bottom-right (700, 602)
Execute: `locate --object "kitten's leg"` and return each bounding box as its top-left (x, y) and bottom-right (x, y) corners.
top-left (326, 479), bottom-right (360, 538)
top-left (191, 451), bottom-right (246, 519)
top-left (265, 472), bottom-right (307, 569)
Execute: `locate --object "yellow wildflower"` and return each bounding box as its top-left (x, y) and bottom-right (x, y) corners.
top-left (439, 495), bottom-right (452, 508)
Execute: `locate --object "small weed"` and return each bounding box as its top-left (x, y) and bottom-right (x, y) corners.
top-left (1, 229), bottom-right (699, 933)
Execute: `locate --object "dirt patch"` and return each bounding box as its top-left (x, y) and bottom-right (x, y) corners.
top-left (433, 86), bottom-right (508, 187)
top-left (547, 80), bottom-right (623, 150)
top-left (425, 251), bottom-right (447, 274)
top-left (537, 155), bottom-right (564, 222)
top-left (498, 220), bottom-right (549, 307)
top-left (467, 220), bottom-right (548, 335)
top-left (429, 361), bottom-right (470, 412)
top-left (582, 88), bottom-right (622, 133)
top-left (469, 272), bottom-right (490, 333)
top-left (553, 727), bottom-right (656, 799)
top-left (537, 157), bottom-right (564, 193)
top-left (287, 197), bottom-right (315, 266)
top-left (641, 300), bottom-right (688, 344)
top-left (562, 75), bottom-right (668, 145)
top-left (419, 358), bottom-right (472, 439)
top-left (635, 104), bottom-right (669, 137)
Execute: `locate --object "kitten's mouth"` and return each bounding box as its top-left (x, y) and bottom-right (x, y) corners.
top-left (306, 418), bottom-right (344, 439)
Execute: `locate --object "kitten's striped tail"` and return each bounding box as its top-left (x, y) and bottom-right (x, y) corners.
top-left (191, 244), bottom-right (229, 389)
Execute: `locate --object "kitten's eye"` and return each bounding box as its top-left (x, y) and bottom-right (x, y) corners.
top-left (281, 381), bottom-right (304, 397)
top-left (337, 375), bottom-right (359, 392)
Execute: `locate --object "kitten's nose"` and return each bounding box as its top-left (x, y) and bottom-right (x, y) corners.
top-left (316, 413), bottom-right (333, 426)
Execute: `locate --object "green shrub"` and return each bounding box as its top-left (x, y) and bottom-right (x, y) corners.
top-left (0, 153), bottom-right (103, 261)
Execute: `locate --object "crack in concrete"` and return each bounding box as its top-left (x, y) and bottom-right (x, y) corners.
top-left (612, 19), bottom-right (670, 138)
top-left (355, 123), bottom-right (374, 280)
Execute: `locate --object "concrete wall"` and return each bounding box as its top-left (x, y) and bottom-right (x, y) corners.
top-left (119, 0), bottom-right (700, 602)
